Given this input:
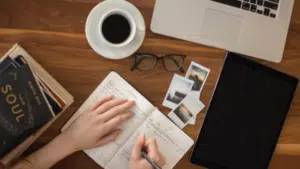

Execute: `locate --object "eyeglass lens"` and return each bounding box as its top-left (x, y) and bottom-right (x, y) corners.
top-left (134, 54), bottom-right (157, 71)
top-left (163, 55), bottom-right (184, 71)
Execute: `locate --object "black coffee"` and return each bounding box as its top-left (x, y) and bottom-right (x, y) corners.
top-left (101, 14), bottom-right (131, 44)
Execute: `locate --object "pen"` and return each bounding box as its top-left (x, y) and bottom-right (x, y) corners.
top-left (141, 150), bottom-right (162, 169)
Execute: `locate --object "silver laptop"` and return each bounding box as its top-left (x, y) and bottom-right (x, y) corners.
top-left (151, 0), bottom-right (294, 63)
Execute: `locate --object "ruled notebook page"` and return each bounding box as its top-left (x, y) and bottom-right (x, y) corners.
top-left (106, 109), bottom-right (194, 169)
top-left (62, 72), bottom-right (155, 167)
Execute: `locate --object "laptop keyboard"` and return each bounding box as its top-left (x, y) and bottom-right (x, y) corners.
top-left (211, 0), bottom-right (279, 18)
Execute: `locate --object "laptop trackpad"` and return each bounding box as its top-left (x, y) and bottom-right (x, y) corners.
top-left (201, 9), bottom-right (244, 45)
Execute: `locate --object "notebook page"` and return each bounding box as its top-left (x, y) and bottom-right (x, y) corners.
top-left (61, 72), bottom-right (155, 167)
top-left (106, 109), bottom-right (194, 169)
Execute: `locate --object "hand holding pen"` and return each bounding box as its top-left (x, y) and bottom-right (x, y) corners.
top-left (129, 134), bottom-right (166, 169)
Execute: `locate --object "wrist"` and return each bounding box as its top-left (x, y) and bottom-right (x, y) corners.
top-left (55, 132), bottom-right (78, 155)
top-left (25, 133), bottom-right (78, 169)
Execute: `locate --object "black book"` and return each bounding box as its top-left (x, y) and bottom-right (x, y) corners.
top-left (13, 55), bottom-right (63, 114)
top-left (0, 64), bottom-right (54, 157)
top-left (0, 55), bottom-right (63, 114)
top-left (0, 57), bottom-right (18, 73)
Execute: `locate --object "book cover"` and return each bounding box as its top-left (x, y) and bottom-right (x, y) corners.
top-left (0, 44), bottom-right (74, 167)
top-left (0, 64), bottom-right (54, 157)
top-left (12, 55), bottom-right (63, 114)
top-left (0, 57), bottom-right (17, 73)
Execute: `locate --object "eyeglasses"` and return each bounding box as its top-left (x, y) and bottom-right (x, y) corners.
top-left (131, 53), bottom-right (186, 73)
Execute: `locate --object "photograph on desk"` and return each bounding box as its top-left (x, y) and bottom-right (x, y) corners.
top-left (185, 61), bottom-right (210, 125)
top-left (163, 74), bottom-right (194, 109)
top-left (174, 104), bottom-right (193, 123)
top-left (168, 93), bottom-right (205, 129)
top-left (185, 61), bottom-right (210, 98)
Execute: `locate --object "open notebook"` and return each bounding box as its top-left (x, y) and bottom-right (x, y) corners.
top-left (61, 72), bottom-right (194, 169)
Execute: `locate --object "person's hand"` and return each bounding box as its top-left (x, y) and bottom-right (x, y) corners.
top-left (61, 95), bottom-right (135, 152)
top-left (129, 134), bottom-right (166, 169)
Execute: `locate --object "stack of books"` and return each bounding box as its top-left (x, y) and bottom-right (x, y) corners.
top-left (0, 44), bottom-right (74, 166)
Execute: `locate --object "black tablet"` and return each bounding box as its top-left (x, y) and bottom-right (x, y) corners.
top-left (190, 53), bottom-right (298, 169)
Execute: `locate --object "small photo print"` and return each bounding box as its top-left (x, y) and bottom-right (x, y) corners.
top-left (163, 74), bottom-right (194, 109)
top-left (186, 62), bottom-right (210, 94)
top-left (173, 103), bottom-right (193, 123)
top-left (168, 93), bottom-right (205, 129)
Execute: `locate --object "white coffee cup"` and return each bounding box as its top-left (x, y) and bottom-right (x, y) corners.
top-left (99, 9), bottom-right (137, 48)
top-left (85, 0), bottom-right (146, 60)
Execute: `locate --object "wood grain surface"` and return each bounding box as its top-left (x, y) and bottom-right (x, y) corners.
top-left (0, 0), bottom-right (300, 169)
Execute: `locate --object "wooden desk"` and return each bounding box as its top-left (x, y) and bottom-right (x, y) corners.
top-left (0, 0), bottom-right (300, 169)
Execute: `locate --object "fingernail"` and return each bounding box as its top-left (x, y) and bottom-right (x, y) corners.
top-left (129, 99), bottom-right (135, 103)
top-left (116, 129), bottom-right (122, 134)
top-left (120, 99), bottom-right (127, 103)
top-left (106, 95), bottom-right (113, 99)
top-left (140, 133), bottom-right (145, 141)
top-left (125, 112), bottom-right (134, 119)
top-left (129, 112), bottom-right (135, 117)
top-left (114, 130), bottom-right (123, 140)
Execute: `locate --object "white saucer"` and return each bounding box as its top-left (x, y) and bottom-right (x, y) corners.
top-left (85, 0), bottom-right (146, 60)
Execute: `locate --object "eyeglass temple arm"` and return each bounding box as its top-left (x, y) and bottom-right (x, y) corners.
top-left (131, 56), bottom-right (147, 71)
top-left (168, 57), bottom-right (185, 73)
top-left (131, 63), bottom-right (138, 71)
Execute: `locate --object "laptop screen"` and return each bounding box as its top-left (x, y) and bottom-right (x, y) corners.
top-left (190, 53), bottom-right (298, 169)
